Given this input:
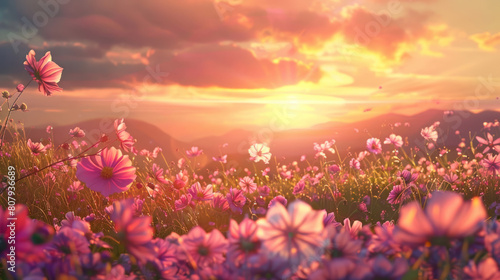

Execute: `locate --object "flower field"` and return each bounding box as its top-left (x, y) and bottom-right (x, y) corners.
top-left (1, 50), bottom-right (500, 279)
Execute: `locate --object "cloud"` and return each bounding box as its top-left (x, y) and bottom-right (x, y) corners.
top-left (470, 32), bottom-right (500, 51)
top-left (143, 44), bottom-right (322, 89)
top-left (336, 6), bottom-right (451, 61)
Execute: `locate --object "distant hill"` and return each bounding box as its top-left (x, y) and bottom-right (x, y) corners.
top-left (21, 109), bottom-right (500, 168)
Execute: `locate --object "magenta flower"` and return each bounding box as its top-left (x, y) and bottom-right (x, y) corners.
top-left (212, 154), bottom-right (227, 163)
top-left (48, 227), bottom-right (90, 257)
top-left (366, 137), bottom-right (382, 154)
top-left (482, 154), bottom-right (500, 174)
top-left (476, 133), bottom-right (500, 154)
top-left (387, 185), bottom-right (411, 205)
top-left (394, 191), bottom-right (487, 247)
top-left (180, 226), bottom-right (227, 267)
top-left (69, 127), bottom-right (85, 138)
top-left (109, 200), bottom-right (155, 263)
top-left (238, 176), bottom-right (257, 194)
top-left (463, 258), bottom-right (500, 280)
top-left (370, 255), bottom-right (409, 279)
top-left (384, 134), bottom-right (403, 148)
top-left (175, 194), bottom-right (193, 211)
top-left (343, 218), bottom-right (363, 238)
top-left (226, 188), bottom-right (246, 214)
top-left (309, 258), bottom-right (372, 280)
top-left (76, 147), bottom-right (137, 197)
top-left (24, 50), bottom-right (63, 96)
top-left (349, 158), bottom-right (360, 170)
top-left (256, 200), bottom-right (325, 266)
top-left (1, 205), bottom-right (53, 263)
top-left (186, 146), bottom-right (203, 157)
top-left (313, 140), bottom-right (336, 159)
top-left (151, 163), bottom-right (169, 184)
top-left (188, 182), bottom-right (214, 201)
top-left (368, 221), bottom-right (401, 255)
top-left (67, 181), bottom-right (83, 193)
top-left (114, 119), bottom-right (135, 152)
top-left (268, 195), bottom-right (287, 208)
top-left (227, 218), bottom-right (261, 266)
top-left (293, 180), bottom-right (306, 195)
top-left (248, 143), bottom-right (272, 164)
top-left (421, 125), bottom-right (438, 142)
top-left (211, 193), bottom-right (229, 212)
top-left (27, 139), bottom-right (49, 155)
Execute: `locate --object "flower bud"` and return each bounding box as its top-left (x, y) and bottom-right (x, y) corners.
top-left (2, 91), bottom-right (9, 99)
top-left (16, 84), bottom-right (25, 92)
top-left (100, 134), bottom-right (109, 143)
top-left (20, 103), bottom-right (28, 111)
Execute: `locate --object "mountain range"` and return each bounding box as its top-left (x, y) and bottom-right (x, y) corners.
top-left (22, 109), bottom-right (500, 168)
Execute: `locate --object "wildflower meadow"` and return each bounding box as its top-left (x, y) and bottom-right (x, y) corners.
top-left (1, 50), bottom-right (500, 280)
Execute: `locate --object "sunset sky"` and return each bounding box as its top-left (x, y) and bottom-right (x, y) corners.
top-left (0, 0), bottom-right (499, 141)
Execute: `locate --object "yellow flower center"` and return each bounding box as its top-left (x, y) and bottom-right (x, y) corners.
top-left (100, 166), bottom-right (114, 179)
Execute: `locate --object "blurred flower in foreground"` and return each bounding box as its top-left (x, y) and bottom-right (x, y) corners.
top-left (109, 200), bottom-right (155, 263)
top-left (227, 218), bottom-right (261, 266)
top-left (76, 147), bottom-right (137, 197)
top-left (394, 191), bottom-right (486, 247)
top-left (24, 50), bottom-right (63, 96)
top-left (256, 200), bottom-right (325, 267)
top-left (179, 226), bottom-right (227, 267)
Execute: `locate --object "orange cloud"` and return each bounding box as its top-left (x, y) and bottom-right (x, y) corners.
top-left (470, 32), bottom-right (500, 51)
top-left (336, 6), bottom-right (452, 62)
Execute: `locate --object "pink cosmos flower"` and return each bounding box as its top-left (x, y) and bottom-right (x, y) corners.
top-left (212, 154), bottom-right (227, 163)
top-left (227, 218), bottom-right (261, 266)
top-left (421, 125), bottom-right (438, 142)
top-left (293, 180), bottom-right (306, 195)
top-left (482, 154), bottom-right (500, 174)
top-left (366, 138), bottom-right (382, 154)
top-left (463, 258), bottom-right (500, 280)
top-left (308, 258), bottom-right (372, 280)
top-left (393, 191), bottom-right (487, 247)
top-left (24, 50), bottom-right (63, 96)
top-left (343, 218), bottom-right (363, 238)
top-left (186, 146), bottom-right (203, 157)
top-left (387, 185), bottom-right (411, 205)
top-left (109, 200), bottom-right (155, 263)
top-left (249, 143), bottom-right (272, 164)
top-left (349, 158), bottom-right (360, 170)
top-left (76, 147), bottom-right (137, 197)
top-left (69, 127), bottom-right (85, 138)
top-left (151, 163), bottom-right (169, 184)
top-left (268, 195), bottom-right (287, 208)
top-left (313, 140), bottom-right (336, 159)
top-left (27, 139), bottom-right (50, 155)
top-left (188, 182), bottom-right (214, 201)
top-left (226, 188), bottom-right (246, 214)
top-left (67, 181), bottom-right (83, 193)
top-left (211, 193), bottom-right (229, 212)
top-left (384, 134), bottom-right (403, 148)
top-left (1, 205), bottom-right (53, 263)
top-left (368, 221), bottom-right (401, 255)
top-left (180, 226), bottom-right (227, 267)
top-left (175, 194), bottom-right (193, 211)
top-left (238, 176), bottom-right (257, 194)
top-left (256, 200), bottom-right (325, 266)
top-left (114, 119), bottom-right (135, 152)
top-left (476, 133), bottom-right (500, 154)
